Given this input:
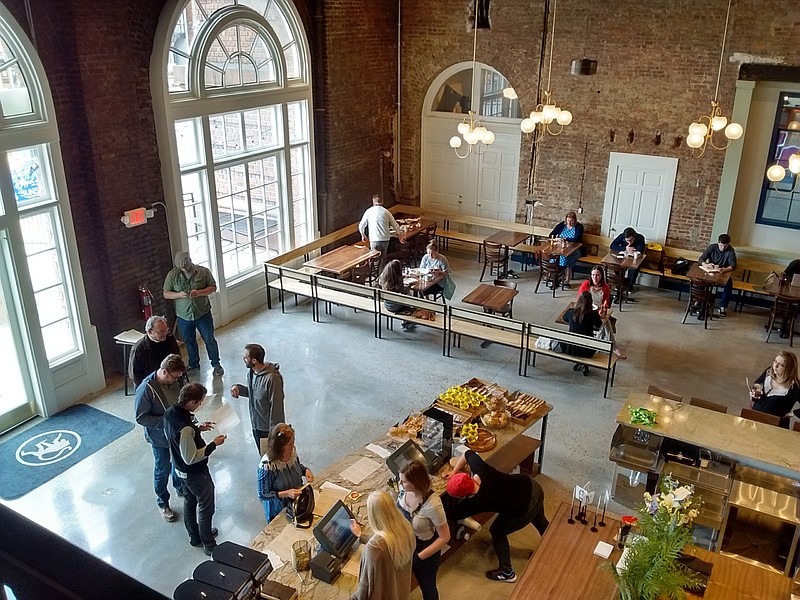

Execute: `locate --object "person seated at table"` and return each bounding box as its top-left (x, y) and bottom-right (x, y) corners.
top-left (610, 226), bottom-right (646, 299)
top-left (576, 268), bottom-right (628, 360)
top-left (560, 291), bottom-right (605, 375)
top-left (379, 259), bottom-right (416, 331)
top-left (444, 449), bottom-right (548, 583)
top-left (257, 423), bottom-right (314, 523)
top-left (779, 259), bottom-right (800, 338)
top-left (548, 211), bottom-right (584, 288)
top-left (698, 233), bottom-right (737, 318)
top-left (749, 351), bottom-right (800, 429)
top-left (418, 241), bottom-right (455, 301)
top-left (397, 460), bottom-right (450, 600)
top-left (349, 491), bottom-right (416, 600)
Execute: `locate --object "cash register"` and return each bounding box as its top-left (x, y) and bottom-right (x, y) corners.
top-left (309, 500), bottom-right (358, 584)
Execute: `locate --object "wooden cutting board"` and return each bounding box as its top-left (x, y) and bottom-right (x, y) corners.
top-left (466, 427), bottom-right (497, 452)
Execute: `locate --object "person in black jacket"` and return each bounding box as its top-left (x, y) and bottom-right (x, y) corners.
top-left (780, 259), bottom-right (800, 338)
top-left (750, 351), bottom-right (800, 428)
top-left (548, 211), bottom-right (584, 288)
top-left (561, 291), bottom-right (604, 375)
top-left (164, 383), bottom-right (226, 555)
top-left (610, 226), bottom-right (646, 293)
top-left (129, 315), bottom-right (181, 389)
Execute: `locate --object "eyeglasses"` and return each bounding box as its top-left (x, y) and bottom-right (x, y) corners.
top-left (165, 371), bottom-right (183, 382)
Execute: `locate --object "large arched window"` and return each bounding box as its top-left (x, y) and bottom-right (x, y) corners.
top-left (0, 5), bottom-right (103, 430)
top-left (155, 0), bottom-right (315, 321)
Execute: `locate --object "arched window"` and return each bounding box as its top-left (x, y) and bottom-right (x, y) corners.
top-left (155, 0), bottom-right (315, 319)
top-left (0, 4), bottom-right (103, 429)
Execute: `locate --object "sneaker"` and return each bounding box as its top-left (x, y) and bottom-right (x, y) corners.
top-left (717, 307), bottom-right (727, 317)
top-left (486, 569), bottom-right (517, 583)
top-left (160, 506), bottom-right (177, 522)
top-left (213, 364), bottom-right (225, 377)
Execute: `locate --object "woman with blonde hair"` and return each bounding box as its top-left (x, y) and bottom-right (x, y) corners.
top-left (349, 491), bottom-right (415, 600)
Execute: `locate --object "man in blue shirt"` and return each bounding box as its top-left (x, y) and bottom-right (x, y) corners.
top-left (610, 227), bottom-right (646, 300)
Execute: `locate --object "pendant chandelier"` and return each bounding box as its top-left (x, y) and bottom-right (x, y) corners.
top-left (685, 0), bottom-right (743, 156)
top-left (519, 0), bottom-right (572, 143)
top-left (449, 1), bottom-right (495, 158)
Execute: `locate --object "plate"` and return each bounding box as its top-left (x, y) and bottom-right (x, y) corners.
top-left (465, 427), bottom-right (497, 452)
top-left (403, 277), bottom-right (416, 286)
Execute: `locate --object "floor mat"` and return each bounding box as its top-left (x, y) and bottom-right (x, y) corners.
top-left (0, 404), bottom-right (134, 500)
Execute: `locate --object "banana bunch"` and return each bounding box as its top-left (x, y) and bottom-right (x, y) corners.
top-left (439, 386), bottom-right (488, 410)
top-left (460, 423), bottom-right (479, 444)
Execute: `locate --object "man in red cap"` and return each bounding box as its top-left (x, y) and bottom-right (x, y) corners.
top-left (445, 450), bottom-right (548, 583)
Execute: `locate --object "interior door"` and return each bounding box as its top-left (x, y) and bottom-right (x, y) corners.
top-left (601, 152), bottom-right (678, 243)
top-left (425, 117), bottom-right (472, 216)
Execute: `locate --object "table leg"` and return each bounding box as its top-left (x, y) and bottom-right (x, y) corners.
top-left (122, 344), bottom-right (132, 396)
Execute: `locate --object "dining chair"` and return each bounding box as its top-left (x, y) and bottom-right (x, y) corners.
top-left (681, 281), bottom-right (715, 330)
top-left (481, 241), bottom-right (506, 281)
top-left (689, 397), bottom-right (727, 414)
top-left (647, 384), bottom-right (682, 403)
top-left (740, 407), bottom-right (783, 427)
top-left (350, 257), bottom-right (379, 287)
top-left (535, 255), bottom-right (564, 297)
top-left (792, 420), bottom-right (800, 433)
top-left (491, 279), bottom-right (518, 318)
top-left (604, 266), bottom-right (628, 311)
top-left (765, 294), bottom-right (798, 347)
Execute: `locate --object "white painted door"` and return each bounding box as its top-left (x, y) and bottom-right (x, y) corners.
top-left (601, 152), bottom-right (678, 243)
top-left (475, 125), bottom-right (519, 221)
top-left (425, 116), bottom-right (472, 216)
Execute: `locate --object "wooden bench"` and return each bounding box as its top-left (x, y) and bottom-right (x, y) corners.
top-left (376, 289), bottom-right (449, 354)
top-left (524, 323), bottom-right (618, 397)
top-left (436, 229), bottom-right (485, 260)
top-left (731, 258), bottom-right (785, 311)
top-left (314, 274), bottom-right (379, 333)
top-left (447, 306), bottom-right (527, 375)
top-left (265, 264), bottom-right (315, 313)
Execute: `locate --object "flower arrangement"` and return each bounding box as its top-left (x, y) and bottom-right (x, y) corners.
top-left (608, 475), bottom-right (704, 600)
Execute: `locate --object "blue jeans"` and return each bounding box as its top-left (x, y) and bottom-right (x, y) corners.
top-left (152, 445), bottom-right (183, 508)
top-left (718, 278), bottom-right (733, 308)
top-left (177, 311), bottom-right (220, 369)
top-left (180, 469), bottom-right (216, 549)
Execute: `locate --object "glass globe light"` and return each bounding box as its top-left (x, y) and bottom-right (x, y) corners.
top-left (520, 118), bottom-right (535, 134)
top-left (711, 115), bottom-right (728, 131)
top-left (789, 153), bottom-right (800, 174)
top-left (556, 110), bottom-right (573, 126)
top-left (787, 120), bottom-right (800, 131)
top-left (474, 126), bottom-right (487, 138)
top-left (688, 122), bottom-right (708, 137)
top-left (482, 130), bottom-right (495, 145)
top-left (766, 164), bottom-right (786, 182)
top-left (724, 122), bottom-right (743, 140)
top-left (464, 130), bottom-right (479, 145)
top-left (530, 111), bottom-right (543, 124)
top-left (542, 103), bottom-right (559, 122)
top-left (450, 136), bottom-right (463, 149)
top-left (457, 122), bottom-right (470, 135)
top-left (686, 133), bottom-right (705, 149)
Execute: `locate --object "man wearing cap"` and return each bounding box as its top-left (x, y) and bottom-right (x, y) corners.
top-left (129, 315), bottom-right (181, 389)
top-left (444, 450), bottom-right (548, 583)
top-left (163, 251), bottom-right (224, 376)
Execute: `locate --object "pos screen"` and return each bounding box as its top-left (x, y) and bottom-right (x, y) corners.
top-left (313, 500), bottom-right (358, 559)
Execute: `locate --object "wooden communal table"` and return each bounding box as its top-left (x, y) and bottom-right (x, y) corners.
top-left (601, 250), bottom-right (646, 271)
top-left (396, 216), bottom-right (437, 238)
top-left (765, 277), bottom-right (800, 301)
top-left (528, 240), bottom-right (582, 258)
top-left (685, 262), bottom-right (732, 287)
top-left (509, 502), bottom-right (791, 600)
top-left (252, 382), bottom-right (551, 600)
top-left (405, 270), bottom-right (446, 296)
top-left (462, 283), bottom-right (519, 313)
top-left (485, 230), bottom-right (531, 278)
top-left (303, 245), bottom-right (380, 276)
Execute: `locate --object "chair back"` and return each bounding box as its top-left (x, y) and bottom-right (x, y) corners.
top-left (484, 241), bottom-right (504, 263)
top-left (793, 420), bottom-right (800, 433)
top-left (689, 397), bottom-right (727, 413)
top-left (541, 257), bottom-right (564, 279)
top-left (689, 281), bottom-right (714, 303)
top-left (492, 279), bottom-right (518, 316)
top-left (740, 407), bottom-right (781, 427)
top-left (647, 384), bottom-right (682, 402)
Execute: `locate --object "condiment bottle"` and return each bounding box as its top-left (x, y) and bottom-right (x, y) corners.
top-left (618, 515), bottom-right (638, 548)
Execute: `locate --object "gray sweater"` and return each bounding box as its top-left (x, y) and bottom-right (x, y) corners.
top-left (233, 363), bottom-right (285, 432)
top-left (349, 535), bottom-right (412, 600)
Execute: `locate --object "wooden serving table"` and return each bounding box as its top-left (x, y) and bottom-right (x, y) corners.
top-left (462, 283), bottom-right (519, 313)
top-left (509, 502), bottom-right (791, 600)
top-left (765, 277), bottom-right (800, 301)
top-left (252, 382), bottom-right (551, 599)
top-left (303, 245), bottom-right (380, 276)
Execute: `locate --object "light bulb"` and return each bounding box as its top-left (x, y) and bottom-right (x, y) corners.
top-left (724, 122), bottom-right (743, 140)
top-left (482, 130), bottom-right (495, 144)
top-left (457, 122), bottom-right (470, 135)
top-left (474, 126), bottom-right (487, 138)
top-left (520, 118), bottom-right (535, 133)
top-left (502, 87), bottom-right (517, 99)
top-left (464, 130), bottom-right (479, 145)
top-left (766, 164), bottom-right (786, 182)
top-left (789, 153), bottom-right (800, 174)
top-left (688, 122), bottom-right (708, 137)
top-left (450, 136), bottom-right (463, 149)
top-left (686, 133), bottom-right (705, 149)
top-left (556, 110), bottom-right (573, 125)
top-left (530, 111), bottom-right (543, 124)
top-left (542, 104), bottom-right (559, 122)
top-left (711, 115), bottom-right (728, 131)
top-left (788, 121), bottom-right (800, 131)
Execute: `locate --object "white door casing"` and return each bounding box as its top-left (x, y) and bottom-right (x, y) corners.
top-left (601, 152), bottom-right (678, 244)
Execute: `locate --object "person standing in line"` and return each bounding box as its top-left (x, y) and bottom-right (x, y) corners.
top-left (134, 353), bottom-right (187, 522)
top-left (698, 233), bottom-right (737, 318)
top-left (257, 423), bottom-right (314, 523)
top-left (359, 194), bottom-right (404, 274)
top-left (163, 251), bottom-right (224, 376)
top-left (230, 343), bottom-right (285, 452)
top-left (164, 382), bottom-right (225, 556)
top-left (129, 315), bottom-right (182, 389)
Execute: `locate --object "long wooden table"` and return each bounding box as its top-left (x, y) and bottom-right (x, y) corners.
top-left (303, 245), bottom-right (380, 276)
top-left (509, 502), bottom-right (792, 600)
top-left (529, 240), bottom-right (582, 258)
top-left (686, 262), bottom-right (732, 287)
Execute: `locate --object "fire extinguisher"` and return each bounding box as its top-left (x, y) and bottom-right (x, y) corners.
top-left (138, 285), bottom-right (154, 322)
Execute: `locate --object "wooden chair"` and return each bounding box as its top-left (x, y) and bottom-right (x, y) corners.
top-left (605, 266), bottom-right (628, 311)
top-left (491, 279), bottom-right (518, 318)
top-left (647, 384), bottom-right (682, 402)
top-left (535, 255), bottom-right (565, 297)
top-left (689, 397), bottom-right (727, 413)
top-left (740, 407), bottom-right (782, 427)
top-left (409, 230), bottom-right (430, 266)
top-left (682, 281), bottom-right (715, 329)
top-left (792, 420), bottom-right (800, 433)
top-left (481, 241), bottom-right (506, 282)
top-left (765, 294), bottom-right (799, 347)
top-left (350, 257), bottom-right (380, 287)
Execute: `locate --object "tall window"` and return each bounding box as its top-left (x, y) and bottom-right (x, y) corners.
top-left (759, 92), bottom-right (800, 230)
top-left (162, 0), bottom-right (314, 285)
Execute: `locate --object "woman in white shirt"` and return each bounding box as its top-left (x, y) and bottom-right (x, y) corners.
top-left (397, 460), bottom-right (451, 600)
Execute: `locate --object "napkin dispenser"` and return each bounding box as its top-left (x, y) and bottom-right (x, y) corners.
top-left (310, 550), bottom-right (343, 584)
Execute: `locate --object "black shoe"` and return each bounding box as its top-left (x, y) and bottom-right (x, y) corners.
top-left (480, 340), bottom-right (492, 349)
top-left (486, 569), bottom-right (517, 583)
top-left (582, 365), bottom-right (590, 376)
top-left (203, 544), bottom-right (217, 557)
top-left (612, 296), bottom-right (620, 305)
top-left (780, 331), bottom-right (790, 339)
top-left (626, 296), bottom-right (637, 303)
top-left (697, 312), bottom-right (706, 321)
top-left (190, 528), bottom-right (219, 547)
top-left (572, 363), bottom-right (581, 371)
top-left (562, 283), bottom-right (571, 290)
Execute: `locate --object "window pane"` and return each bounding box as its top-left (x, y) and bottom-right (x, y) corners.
top-left (210, 112), bottom-right (244, 159)
top-left (431, 69), bottom-right (471, 113)
top-left (0, 64), bottom-right (32, 117)
top-left (19, 210), bottom-right (54, 257)
top-left (181, 173), bottom-right (211, 268)
top-left (175, 119), bottom-right (204, 168)
top-left (0, 266), bottom-right (29, 414)
top-left (287, 101), bottom-right (307, 143)
top-left (26, 249), bottom-right (62, 292)
top-left (40, 319), bottom-right (77, 364)
top-left (244, 106), bottom-right (280, 151)
top-left (284, 42), bottom-right (300, 80)
top-left (239, 0), bottom-right (269, 16)
top-left (478, 68), bottom-right (520, 118)
top-left (266, 3), bottom-right (294, 47)
top-left (760, 92), bottom-right (800, 228)
top-left (8, 146), bottom-right (52, 207)
top-left (34, 286), bottom-right (69, 326)
top-left (205, 64), bottom-right (223, 88)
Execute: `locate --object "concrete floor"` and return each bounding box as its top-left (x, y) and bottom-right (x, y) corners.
top-left (1, 247), bottom-right (789, 598)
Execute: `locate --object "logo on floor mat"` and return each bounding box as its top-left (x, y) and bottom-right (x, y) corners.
top-left (15, 430), bottom-right (82, 466)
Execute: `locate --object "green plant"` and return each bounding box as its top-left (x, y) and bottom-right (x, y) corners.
top-left (606, 475), bottom-right (704, 600)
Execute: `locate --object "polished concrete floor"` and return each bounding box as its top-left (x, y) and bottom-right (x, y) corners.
top-left (1, 247), bottom-right (791, 598)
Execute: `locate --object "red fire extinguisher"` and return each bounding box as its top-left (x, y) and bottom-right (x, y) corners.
top-left (138, 285), bottom-right (154, 322)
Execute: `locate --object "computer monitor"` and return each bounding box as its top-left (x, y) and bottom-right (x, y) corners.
top-left (385, 439), bottom-right (429, 478)
top-left (312, 500), bottom-right (358, 560)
